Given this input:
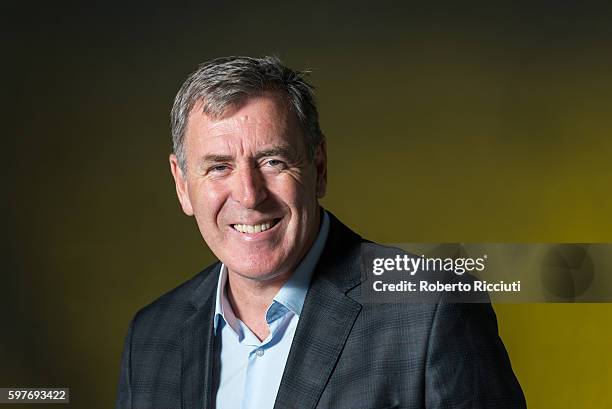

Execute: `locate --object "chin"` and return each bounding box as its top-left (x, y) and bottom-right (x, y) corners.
top-left (229, 252), bottom-right (296, 280)
top-left (230, 267), bottom-right (287, 282)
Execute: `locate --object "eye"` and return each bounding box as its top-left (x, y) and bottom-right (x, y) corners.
top-left (265, 159), bottom-right (286, 169)
top-left (209, 164), bottom-right (230, 173)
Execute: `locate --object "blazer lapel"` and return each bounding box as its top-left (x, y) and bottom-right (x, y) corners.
top-left (182, 264), bottom-right (221, 409)
top-left (274, 212), bottom-right (364, 409)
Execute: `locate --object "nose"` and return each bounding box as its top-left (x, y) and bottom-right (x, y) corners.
top-left (231, 164), bottom-right (268, 209)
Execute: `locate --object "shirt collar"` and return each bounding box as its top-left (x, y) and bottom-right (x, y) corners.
top-left (214, 209), bottom-right (330, 334)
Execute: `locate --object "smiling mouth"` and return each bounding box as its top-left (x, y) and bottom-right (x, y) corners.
top-left (232, 218), bottom-right (281, 234)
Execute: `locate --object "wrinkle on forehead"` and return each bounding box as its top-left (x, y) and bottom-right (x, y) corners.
top-left (185, 93), bottom-right (304, 159)
top-left (190, 92), bottom-right (289, 130)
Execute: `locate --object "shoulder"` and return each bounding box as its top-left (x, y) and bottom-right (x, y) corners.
top-left (129, 262), bottom-right (220, 340)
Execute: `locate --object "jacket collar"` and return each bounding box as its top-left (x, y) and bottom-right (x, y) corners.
top-left (273, 212), bottom-right (364, 409)
top-left (182, 262), bottom-right (220, 409)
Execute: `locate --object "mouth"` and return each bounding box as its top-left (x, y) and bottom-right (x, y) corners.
top-left (232, 218), bottom-right (281, 234)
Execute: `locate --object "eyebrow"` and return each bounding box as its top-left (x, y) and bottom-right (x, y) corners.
top-left (254, 145), bottom-right (295, 160)
top-left (197, 145), bottom-right (295, 166)
top-left (198, 154), bottom-right (234, 165)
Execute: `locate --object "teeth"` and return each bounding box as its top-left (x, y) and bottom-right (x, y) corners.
top-left (233, 221), bottom-right (275, 233)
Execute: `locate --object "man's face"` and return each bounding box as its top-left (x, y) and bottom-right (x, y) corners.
top-left (170, 92), bottom-right (327, 282)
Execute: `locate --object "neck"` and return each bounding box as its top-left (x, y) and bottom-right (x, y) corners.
top-left (225, 270), bottom-right (290, 341)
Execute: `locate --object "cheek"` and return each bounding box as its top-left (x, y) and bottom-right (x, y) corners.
top-left (272, 171), bottom-right (315, 201)
top-left (274, 181), bottom-right (318, 227)
top-left (189, 181), bottom-right (227, 224)
top-left (271, 183), bottom-right (305, 216)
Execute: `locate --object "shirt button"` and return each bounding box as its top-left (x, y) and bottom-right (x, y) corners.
top-left (255, 348), bottom-right (265, 357)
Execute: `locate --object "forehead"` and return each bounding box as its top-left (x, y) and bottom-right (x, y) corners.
top-left (184, 92), bottom-right (305, 155)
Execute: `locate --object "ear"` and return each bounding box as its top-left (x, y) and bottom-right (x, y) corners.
top-left (314, 139), bottom-right (327, 199)
top-left (169, 154), bottom-right (194, 216)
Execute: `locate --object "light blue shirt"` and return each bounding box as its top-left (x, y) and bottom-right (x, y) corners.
top-left (213, 210), bottom-right (330, 409)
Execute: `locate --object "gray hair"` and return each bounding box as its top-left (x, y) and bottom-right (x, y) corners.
top-left (170, 56), bottom-right (324, 172)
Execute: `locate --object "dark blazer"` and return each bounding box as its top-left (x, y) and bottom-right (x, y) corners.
top-left (116, 212), bottom-right (526, 409)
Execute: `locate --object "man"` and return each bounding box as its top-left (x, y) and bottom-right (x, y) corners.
top-left (116, 56), bottom-right (526, 409)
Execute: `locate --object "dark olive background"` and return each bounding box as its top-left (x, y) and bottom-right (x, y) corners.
top-left (4, 2), bottom-right (612, 408)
